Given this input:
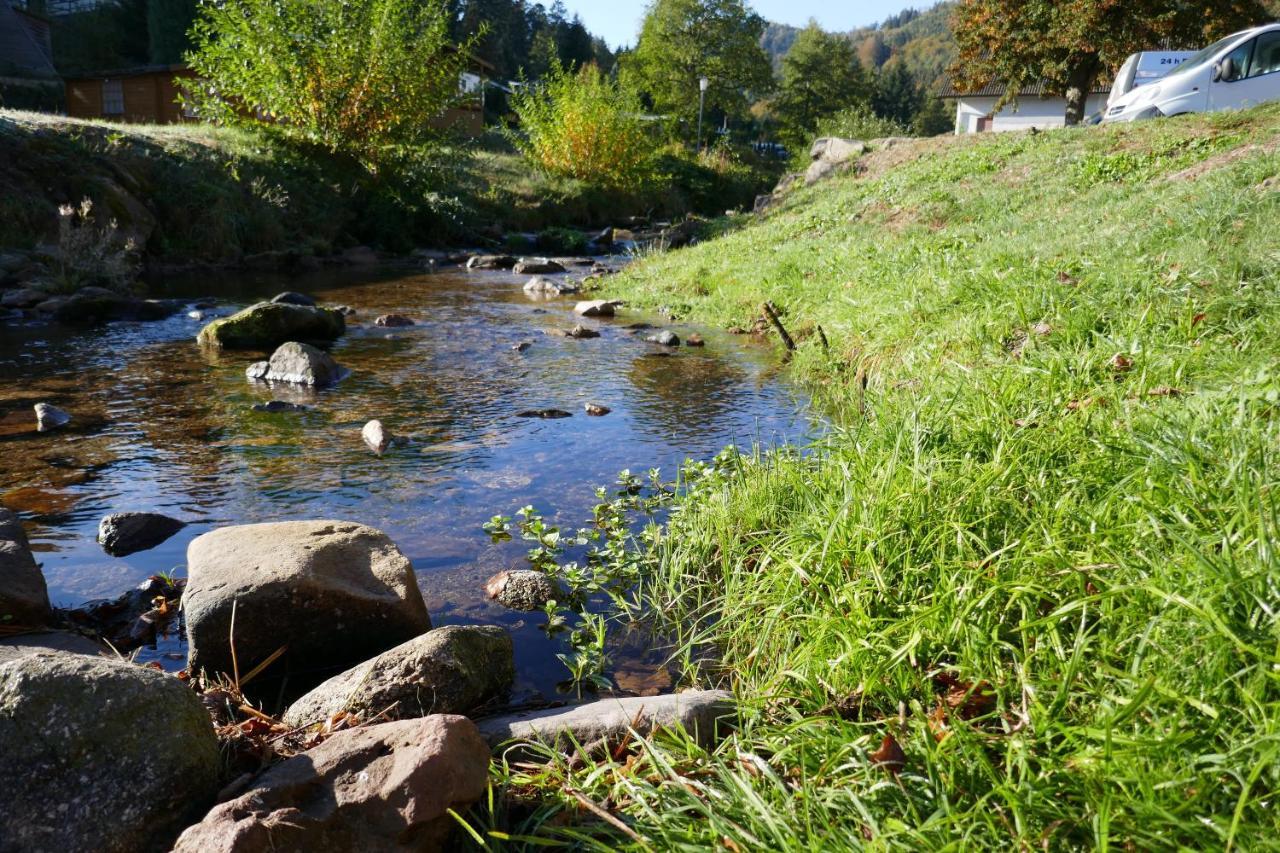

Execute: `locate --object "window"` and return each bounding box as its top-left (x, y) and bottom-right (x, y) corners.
top-left (1248, 31), bottom-right (1280, 78)
top-left (1221, 40), bottom-right (1254, 82)
top-left (101, 79), bottom-right (124, 115)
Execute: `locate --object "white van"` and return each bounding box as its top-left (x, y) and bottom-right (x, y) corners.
top-left (1104, 23), bottom-right (1280, 122)
top-left (1107, 51), bottom-right (1196, 109)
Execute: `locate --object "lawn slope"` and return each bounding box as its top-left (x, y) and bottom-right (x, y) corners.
top-left (489, 108), bottom-right (1280, 849)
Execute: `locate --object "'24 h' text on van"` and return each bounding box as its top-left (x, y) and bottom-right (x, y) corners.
top-left (1106, 51), bottom-right (1196, 109)
top-left (1104, 23), bottom-right (1280, 122)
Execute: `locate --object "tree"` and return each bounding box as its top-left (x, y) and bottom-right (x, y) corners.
top-left (773, 22), bottom-right (870, 147)
top-left (148, 0), bottom-right (198, 64)
top-left (913, 92), bottom-right (954, 136)
top-left (872, 62), bottom-right (923, 126)
top-left (621, 0), bottom-right (774, 139)
top-left (185, 0), bottom-right (473, 165)
top-left (508, 61), bottom-right (657, 188)
top-left (951, 0), bottom-right (1271, 126)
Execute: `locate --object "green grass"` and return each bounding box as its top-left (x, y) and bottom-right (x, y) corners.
top-left (466, 107), bottom-right (1280, 848)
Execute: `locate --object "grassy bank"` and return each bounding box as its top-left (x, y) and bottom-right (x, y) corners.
top-left (477, 107), bottom-right (1280, 847)
top-left (0, 112), bottom-right (779, 261)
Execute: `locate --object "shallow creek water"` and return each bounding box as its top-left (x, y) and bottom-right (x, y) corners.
top-left (0, 263), bottom-right (810, 703)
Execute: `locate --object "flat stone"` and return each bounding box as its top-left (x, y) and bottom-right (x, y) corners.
top-left (0, 630), bottom-right (107, 665)
top-left (466, 254), bottom-right (516, 271)
top-left (0, 288), bottom-right (46, 309)
top-left (584, 403), bottom-right (611, 417)
top-left (516, 409), bottom-right (572, 419)
top-left (251, 400), bottom-right (309, 413)
top-left (172, 716), bottom-right (488, 853)
top-left (476, 690), bottom-right (735, 757)
top-left (97, 512), bottom-right (186, 557)
top-left (281, 625), bottom-right (513, 727)
top-left (686, 334), bottom-right (705, 347)
top-left (563, 324), bottom-right (600, 339)
top-left (523, 276), bottom-right (580, 297)
top-left (513, 258), bottom-right (566, 275)
top-left (374, 314), bottom-right (415, 327)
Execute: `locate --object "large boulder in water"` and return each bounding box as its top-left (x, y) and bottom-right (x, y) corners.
top-left (281, 625), bottom-right (513, 727)
top-left (0, 508), bottom-right (51, 628)
top-left (245, 341), bottom-right (345, 386)
top-left (0, 652), bottom-right (220, 853)
top-left (172, 715), bottom-right (488, 853)
top-left (196, 302), bottom-right (345, 350)
top-left (182, 521), bottom-right (431, 688)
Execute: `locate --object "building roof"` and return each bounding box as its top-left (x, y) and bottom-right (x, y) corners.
top-left (938, 76), bottom-right (1111, 99)
top-left (0, 0), bottom-right (57, 79)
top-left (63, 63), bottom-right (193, 81)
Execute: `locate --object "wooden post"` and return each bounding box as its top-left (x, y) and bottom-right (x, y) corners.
top-left (760, 301), bottom-right (795, 352)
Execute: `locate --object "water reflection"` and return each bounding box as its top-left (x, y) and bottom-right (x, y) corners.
top-left (0, 265), bottom-right (810, 698)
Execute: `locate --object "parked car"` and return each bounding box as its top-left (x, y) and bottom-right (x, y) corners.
top-left (1103, 23), bottom-right (1280, 122)
top-left (1106, 51), bottom-right (1197, 109)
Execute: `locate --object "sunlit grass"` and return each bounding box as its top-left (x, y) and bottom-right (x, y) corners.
top-left (465, 106), bottom-right (1280, 848)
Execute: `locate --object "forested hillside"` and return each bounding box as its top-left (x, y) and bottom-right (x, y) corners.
top-left (762, 3), bottom-right (956, 89)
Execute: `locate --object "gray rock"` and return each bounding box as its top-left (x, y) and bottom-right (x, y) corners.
top-left (50, 286), bottom-right (133, 324)
top-left (0, 630), bottom-right (107, 665)
top-left (646, 330), bottom-right (680, 346)
top-left (516, 409), bottom-right (572, 419)
top-left (575, 299), bottom-right (621, 317)
top-left (33, 402), bottom-right (70, 432)
top-left (97, 512), bottom-right (186, 557)
top-left (584, 403), bottom-right (611, 417)
top-left (0, 508), bottom-right (51, 628)
top-left (512, 341), bottom-right (532, 353)
top-left (484, 570), bottom-right (561, 610)
top-left (340, 245), bottom-right (379, 265)
top-left (0, 653), bottom-right (220, 853)
top-left (172, 715), bottom-right (488, 853)
top-left (523, 276), bottom-right (580, 297)
top-left (0, 288), bottom-right (46, 309)
top-left (804, 137), bottom-right (866, 186)
top-left (196, 302), bottom-right (345, 349)
top-left (476, 690), bottom-right (735, 757)
top-left (374, 313), bottom-right (415, 327)
top-left (513, 257), bottom-right (567, 275)
top-left (33, 296), bottom-right (68, 315)
top-left (563, 324), bottom-right (600, 339)
top-left (362, 419), bottom-right (391, 453)
top-left (270, 291), bottom-right (317, 307)
top-left (182, 520), bottom-right (432, 688)
top-left (245, 341), bottom-right (345, 386)
top-left (466, 254), bottom-right (516, 271)
top-left (281, 625), bottom-right (513, 727)
top-left (251, 400), bottom-right (309, 413)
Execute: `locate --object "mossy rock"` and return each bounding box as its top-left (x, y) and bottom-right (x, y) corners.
top-left (197, 301), bottom-right (345, 349)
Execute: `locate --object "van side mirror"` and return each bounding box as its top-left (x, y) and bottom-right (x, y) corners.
top-left (1212, 61), bottom-right (1222, 82)
top-left (1217, 57), bottom-right (1236, 82)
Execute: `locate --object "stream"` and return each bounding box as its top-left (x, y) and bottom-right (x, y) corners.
top-left (0, 261), bottom-right (811, 703)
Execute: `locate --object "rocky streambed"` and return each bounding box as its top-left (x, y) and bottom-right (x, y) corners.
top-left (0, 257), bottom-right (808, 849)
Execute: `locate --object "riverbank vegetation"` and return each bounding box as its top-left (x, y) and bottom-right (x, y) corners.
top-left (469, 105), bottom-right (1280, 847)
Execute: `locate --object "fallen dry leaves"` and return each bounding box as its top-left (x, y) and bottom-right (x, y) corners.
top-left (869, 734), bottom-right (906, 775)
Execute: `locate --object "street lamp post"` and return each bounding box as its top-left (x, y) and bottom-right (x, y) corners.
top-left (696, 76), bottom-right (709, 152)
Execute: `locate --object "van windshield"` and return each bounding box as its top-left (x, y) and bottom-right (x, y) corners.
top-left (1162, 33), bottom-right (1246, 78)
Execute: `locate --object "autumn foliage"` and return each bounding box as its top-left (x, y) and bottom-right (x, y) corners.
top-left (508, 63), bottom-right (658, 190)
top-left (951, 0), bottom-right (1272, 124)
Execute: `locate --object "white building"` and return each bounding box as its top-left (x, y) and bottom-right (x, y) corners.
top-left (940, 78), bottom-right (1110, 134)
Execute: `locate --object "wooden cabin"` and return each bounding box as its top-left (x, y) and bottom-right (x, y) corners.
top-left (64, 64), bottom-right (197, 124)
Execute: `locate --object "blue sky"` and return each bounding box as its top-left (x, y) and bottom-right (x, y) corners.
top-left (557, 1), bottom-right (927, 49)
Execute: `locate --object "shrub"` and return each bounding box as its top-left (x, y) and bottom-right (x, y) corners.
top-left (184, 0), bottom-right (472, 166)
top-left (814, 104), bottom-right (910, 142)
top-left (508, 63), bottom-right (657, 190)
top-left (54, 198), bottom-right (138, 292)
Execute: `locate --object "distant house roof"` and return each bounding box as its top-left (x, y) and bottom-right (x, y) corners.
top-left (63, 63), bottom-right (194, 81)
top-left (0, 0), bottom-right (57, 79)
top-left (938, 76), bottom-right (1111, 99)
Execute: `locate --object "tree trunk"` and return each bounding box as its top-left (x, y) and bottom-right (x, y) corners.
top-left (1063, 55), bottom-right (1102, 126)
